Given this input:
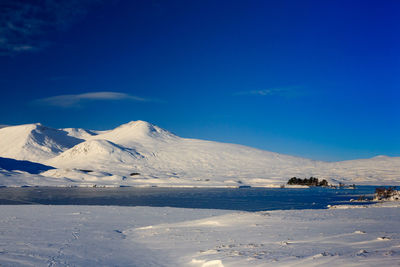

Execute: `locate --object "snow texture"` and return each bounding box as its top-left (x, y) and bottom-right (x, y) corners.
top-left (0, 121), bottom-right (399, 187)
top-left (0, 204), bottom-right (399, 266)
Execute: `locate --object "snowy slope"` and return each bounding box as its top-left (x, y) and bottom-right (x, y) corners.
top-left (47, 139), bottom-right (143, 167)
top-left (316, 156), bottom-right (400, 185)
top-left (62, 127), bottom-right (98, 139)
top-left (0, 121), bottom-right (398, 187)
top-left (89, 120), bottom-right (179, 150)
top-left (46, 121), bottom-right (321, 186)
top-left (0, 123), bottom-right (84, 162)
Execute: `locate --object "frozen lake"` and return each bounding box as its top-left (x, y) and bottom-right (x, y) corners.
top-left (0, 186), bottom-right (377, 211)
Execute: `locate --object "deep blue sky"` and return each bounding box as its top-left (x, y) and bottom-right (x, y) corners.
top-left (0, 0), bottom-right (399, 161)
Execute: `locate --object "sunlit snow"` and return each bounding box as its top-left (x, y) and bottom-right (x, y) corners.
top-left (0, 121), bottom-right (399, 187)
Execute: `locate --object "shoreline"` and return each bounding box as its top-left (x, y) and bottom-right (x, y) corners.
top-left (0, 184), bottom-right (396, 188)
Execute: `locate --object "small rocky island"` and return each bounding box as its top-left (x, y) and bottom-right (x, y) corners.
top-left (287, 177), bottom-right (329, 187)
top-left (374, 187), bottom-right (400, 201)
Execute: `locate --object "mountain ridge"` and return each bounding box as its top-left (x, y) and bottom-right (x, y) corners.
top-left (0, 123), bottom-right (84, 162)
top-left (0, 121), bottom-right (398, 187)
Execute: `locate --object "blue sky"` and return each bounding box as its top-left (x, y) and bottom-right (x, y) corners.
top-left (0, 0), bottom-right (399, 161)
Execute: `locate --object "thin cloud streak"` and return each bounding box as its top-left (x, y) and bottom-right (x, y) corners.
top-left (34, 92), bottom-right (155, 108)
top-left (234, 87), bottom-right (304, 97)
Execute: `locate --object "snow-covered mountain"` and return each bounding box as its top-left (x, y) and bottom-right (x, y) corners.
top-left (47, 139), bottom-right (143, 167)
top-left (0, 123), bottom-right (84, 162)
top-left (0, 121), bottom-right (398, 187)
top-left (320, 156), bottom-right (400, 185)
top-left (61, 127), bottom-right (98, 139)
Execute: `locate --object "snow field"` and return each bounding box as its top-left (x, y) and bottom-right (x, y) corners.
top-left (0, 204), bottom-right (399, 266)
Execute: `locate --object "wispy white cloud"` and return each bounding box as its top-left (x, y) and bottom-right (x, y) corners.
top-left (34, 92), bottom-right (155, 108)
top-left (0, 0), bottom-right (101, 55)
top-left (234, 87), bottom-right (303, 97)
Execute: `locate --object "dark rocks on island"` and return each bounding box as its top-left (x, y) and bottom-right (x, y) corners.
top-left (287, 177), bottom-right (329, 187)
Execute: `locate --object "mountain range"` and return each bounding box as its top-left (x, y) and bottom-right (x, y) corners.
top-left (0, 121), bottom-right (398, 187)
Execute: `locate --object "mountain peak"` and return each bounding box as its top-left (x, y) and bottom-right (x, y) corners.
top-left (0, 123), bottom-right (83, 162)
top-left (118, 120), bottom-right (154, 129)
top-left (98, 120), bottom-right (177, 143)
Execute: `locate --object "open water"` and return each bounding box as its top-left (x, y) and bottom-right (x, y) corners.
top-left (0, 186), bottom-right (379, 211)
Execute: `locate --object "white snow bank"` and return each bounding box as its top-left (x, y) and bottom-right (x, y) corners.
top-left (0, 205), bottom-right (398, 266)
top-left (127, 206), bottom-right (400, 266)
top-left (0, 206), bottom-right (231, 266)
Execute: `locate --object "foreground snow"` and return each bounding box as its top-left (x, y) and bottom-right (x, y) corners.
top-left (0, 121), bottom-right (399, 187)
top-left (0, 204), bottom-right (399, 266)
